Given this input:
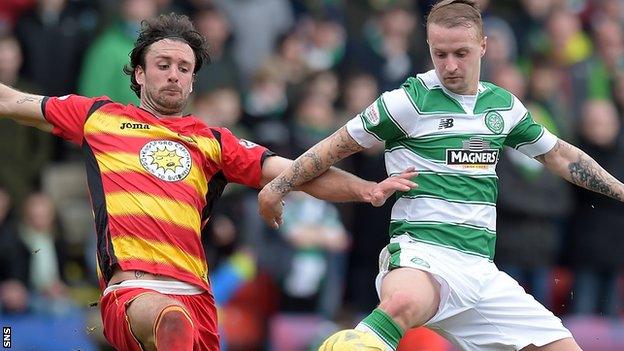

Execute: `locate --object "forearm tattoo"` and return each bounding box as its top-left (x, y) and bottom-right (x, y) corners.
top-left (568, 151), bottom-right (623, 201)
top-left (269, 127), bottom-right (363, 195)
top-left (16, 96), bottom-right (42, 104)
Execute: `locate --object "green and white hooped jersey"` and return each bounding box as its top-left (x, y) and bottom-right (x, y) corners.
top-left (345, 70), bottom-right (557, 260)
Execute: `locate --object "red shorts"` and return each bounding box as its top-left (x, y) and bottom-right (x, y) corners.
top-left (100, 287), bottom-right (220, 350)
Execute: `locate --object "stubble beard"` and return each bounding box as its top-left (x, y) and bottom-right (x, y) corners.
top-left (147, 88), bottom-right (187, 116)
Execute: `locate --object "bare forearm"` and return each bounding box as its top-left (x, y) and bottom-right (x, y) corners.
top-left (297, 166), bottom-right (376, 202)
top-left (539, 139), bottom-right (624, 201)
top-left (0, 83), bottom-right (50, 131)
top-left (268, 126), bottom-right (364, 197)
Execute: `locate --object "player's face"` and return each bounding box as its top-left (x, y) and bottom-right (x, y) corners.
top-left (136, 39), bottom-right (195, 115)
top-left (428, 23), bottom-right (486, 95)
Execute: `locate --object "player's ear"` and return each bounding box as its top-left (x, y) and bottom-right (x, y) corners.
top-left (135, 65), bottom-right (145, 85)
top-left (481, 36), bottom-right (487, 57)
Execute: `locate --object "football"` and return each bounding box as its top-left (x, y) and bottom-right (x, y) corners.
top-left (318, 329), bottom-right (387, 351)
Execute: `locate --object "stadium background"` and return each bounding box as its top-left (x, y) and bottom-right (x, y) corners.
top-left (0, 0), bottom-right (623, 350)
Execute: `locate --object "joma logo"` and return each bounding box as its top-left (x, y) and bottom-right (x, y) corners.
top-left (121, 122), bottom-right (150, 130)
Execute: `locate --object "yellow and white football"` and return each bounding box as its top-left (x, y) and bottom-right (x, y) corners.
top-left (318, 329), bottom-right (386, 351)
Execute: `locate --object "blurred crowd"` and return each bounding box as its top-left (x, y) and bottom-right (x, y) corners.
top-left (0, 0), bottom-right (623, 350)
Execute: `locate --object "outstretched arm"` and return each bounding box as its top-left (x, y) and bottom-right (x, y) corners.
top-left (261, 155), bottom-right (417, 203)
top-left (258, 126), bottom-right (417, 228)
top-left (536, 138), bottom-right (624, 201)
top-left (0, 83), bottom-right (51, 131)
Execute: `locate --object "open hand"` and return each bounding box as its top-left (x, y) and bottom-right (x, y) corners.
top-left (258, 186), bottom-right (285, 229)
top-left (369, 167), bottom-right (418, 207)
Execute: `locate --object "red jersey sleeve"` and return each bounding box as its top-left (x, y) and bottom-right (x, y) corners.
top-left (41, 94), bottom-right (110, 145)
top-left (215, 127), bottom-right (274, 188)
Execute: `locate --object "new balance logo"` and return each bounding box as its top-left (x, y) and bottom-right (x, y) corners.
top-left (438, 118), bottom-right (454, 129)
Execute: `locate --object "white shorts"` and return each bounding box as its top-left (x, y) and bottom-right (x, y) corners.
top-left (375, 235), bottom-right (572, 351)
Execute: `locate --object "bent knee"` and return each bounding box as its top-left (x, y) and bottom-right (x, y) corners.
top-left (379, 290), bottom-right (439, 328)
top-left (151, 306), bottom-right (195, 351)
top-left (155, 305), bottom-right (193, 332)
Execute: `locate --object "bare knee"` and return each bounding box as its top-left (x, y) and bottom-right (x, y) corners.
top-left (153, 306), bottom-right (194, 350)
top-left (155, 306), bottom-right (192, 334)
top-left (126, 293), bottom-right (190, 351)
top-left (378, 268), bottom-right (440, 330)
top-left (378, 290), bottom-right (437, 330)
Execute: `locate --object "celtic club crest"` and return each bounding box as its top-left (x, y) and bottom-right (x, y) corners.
top-left (485, 111), bottom-right (504, 134)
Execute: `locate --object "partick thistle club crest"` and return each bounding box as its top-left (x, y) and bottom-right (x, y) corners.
top-left (140, 140), bottom-right (192, 182)
top-left (484, 111), bottom-right (504, 134)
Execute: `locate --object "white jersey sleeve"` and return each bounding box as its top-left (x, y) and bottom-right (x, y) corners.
top-left (503, 96), bottom-right (557, 158)
top-left (346, 88), bottom-right (413, 148)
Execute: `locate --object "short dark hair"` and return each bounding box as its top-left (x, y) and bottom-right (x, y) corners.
top-left (426, 0), bottom-right (483, 39)
top-left (123, 13), bottom-right (211, 97)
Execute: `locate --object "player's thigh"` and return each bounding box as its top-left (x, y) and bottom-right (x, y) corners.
top-left (125, 292), bottom-right (188, 348)
top-left (379, 267), bottom-right (441, 328)
top-left (521, 337), bottom-right (582, 351)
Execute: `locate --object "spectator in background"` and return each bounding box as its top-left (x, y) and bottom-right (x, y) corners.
top-left (16, 193), bottom-right (71, 315)
top-left (0, 188), bottom-right (29, 315)
top-left (304, 16), bottom-right (347, 72)
top-left (570, 18), bottom-right (624, 121)
top-left (193, 86), bottom-right (250, 139)
top-left (78, 0), bottom-right (157, 104)
top-left (334, 73), bottom-right (394, 318)
top-left (543, 7), bottom-right (593, 68)
top-left (264, 30), bottom-right (311, 100)
top-left (492, 63), bottom-right (572, 310)
top-left (512, 0), bottom-right (555, 60)
top-left (588, 19), bottom-right (624, 99)
top-left (527, 56), bottom-right (573, 139)
top-left (0, 32), bottom-right (52, 213)
top-left (16, 0), bottom-right (97, 97)
top-left (336, 72), bottom-right (379, 124)
top-left (192, 5), bottom-right (241, 94)
top-left (480, 10), bottom-right (517, 81)
top-left (568, 99), bottom-right (624, 317)
top-left (279, 192), bottom-right (349, 319)
top-left (214, 0), bottom-right (294, 84)
top-left (242, 63), bottom-right (290, 153)
top-left (347, 4), bottom-right (425, 91)
top-left (301, 70), bottom-right (340, 105)
top-left (0, 192), bottom-right (71, 315)
top-left (290, 93), bottom-right (337, 157)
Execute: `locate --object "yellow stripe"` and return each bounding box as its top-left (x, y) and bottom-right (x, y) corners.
top-left (106, 192), bottom-right (201, 232)
top-left (85, 110), bottom-right (223, 167)
top-left (195, 136), bottom-right (221, 163)
top-left (112, 235), bottom-right (207, 278)
top-left (96, 152), bottom-right (208, 196)
top-left (85, 111), bottom-right (179, 139)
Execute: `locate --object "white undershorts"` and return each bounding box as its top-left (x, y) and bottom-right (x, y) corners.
top-left (375, 234), bottom-right (572, 351)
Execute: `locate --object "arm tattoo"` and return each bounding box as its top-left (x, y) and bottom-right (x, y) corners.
top-left (16, 96), bottom-right (42, 104)
top-left (536, 140), bottom-right (563, 164)
top-left (568, 152), bottom-right (623, 201)
top-left (134, 270), bottom-right (145, 279)
top-left (269, 127), bottom-right (364, 195)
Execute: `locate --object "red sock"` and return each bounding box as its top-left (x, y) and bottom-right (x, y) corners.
top-left (154, 305), bottom-right (194, 350)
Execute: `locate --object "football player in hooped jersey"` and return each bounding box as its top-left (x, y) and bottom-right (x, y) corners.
top-left (259, 1), bottom-right (624, 351)
top-left (0, 14), bottom-right (419, 351)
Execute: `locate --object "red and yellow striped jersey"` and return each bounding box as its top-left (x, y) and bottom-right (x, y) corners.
top-left (42, 95), bottom-right (273, 290)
